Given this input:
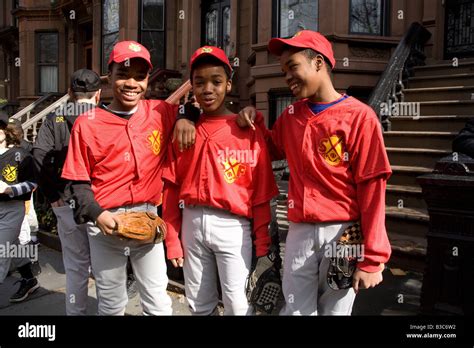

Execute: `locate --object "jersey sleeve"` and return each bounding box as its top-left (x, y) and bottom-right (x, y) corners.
top-left (61, 123), bottom-right (94, 181)
top-left (356, 177), bottom-right (391, 272)
top-left (165, 102), bottom-right (179, 129)
top-left (254, 111), bottom-right (285, 161)
top-left (17, 150), bottom-right (36, 184)
top-left (251, 129), bottom-right (280, 206)
top-left (350, 111), bottom-right (392, 184)
top-left (162, 140), bottom-right (180, 185)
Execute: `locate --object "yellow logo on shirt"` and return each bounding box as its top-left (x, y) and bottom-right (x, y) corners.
top-left (2, 165), bottom-right (17, 182)
top-left (147, 130), bottom-right (162, 156)
top-left (318, 135), bottom-right (345, 167)
top-left (222, 158), bottom-right (247, 184)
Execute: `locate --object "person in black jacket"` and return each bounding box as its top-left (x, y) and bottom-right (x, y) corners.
top-left (33, 69), bottom-right (102, 315)
top-left (0, 111), bottom-right (39, 302)
top-left (453, 118), bottom-right (474, 158)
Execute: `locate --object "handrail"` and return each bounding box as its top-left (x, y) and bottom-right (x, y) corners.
top-left (165, 80), bottom-right (192, 105)
top-left (21, 94), bottom-right (70, 130)
top-left (11, 93), bottom-right (63, 121)
top-left (149, 68), bottom-right (182, 84)
top-left (368, 22), bottom-right (431, 131)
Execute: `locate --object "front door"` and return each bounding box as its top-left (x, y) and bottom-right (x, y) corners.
top-left (444, 0), bottom-right (474, 59)
top-left (201, 0), bottom-right (231, 56)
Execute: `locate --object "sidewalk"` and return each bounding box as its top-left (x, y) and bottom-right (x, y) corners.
top-left (0, 244), bottom-right (423, 316)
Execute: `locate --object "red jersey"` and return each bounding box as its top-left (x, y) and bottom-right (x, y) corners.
top-left (163, 113), bottom-right (279, 259)
top-left (255, 96), bottom-right (392, 271)
top-left (61, 100), bottom-right (177, 209)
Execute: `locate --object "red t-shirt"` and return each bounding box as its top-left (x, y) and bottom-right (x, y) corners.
top-left (163, 113), bottom-right (279, 259)
top-left (61, 100), bottom-right (177, 209)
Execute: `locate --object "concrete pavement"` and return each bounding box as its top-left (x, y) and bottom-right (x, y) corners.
top-left (0, 244), bottom-right (423, 316)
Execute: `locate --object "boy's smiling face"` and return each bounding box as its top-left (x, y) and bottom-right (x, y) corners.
top-left (280, 48), bottom-right (322, 100)
top-left (192, 64), bottom-right (231, 116)
top-left (109, 58), bottom-right (149, 112)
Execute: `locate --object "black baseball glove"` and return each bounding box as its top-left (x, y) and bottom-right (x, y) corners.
top-left (246, 247), bottom-right (282, 315)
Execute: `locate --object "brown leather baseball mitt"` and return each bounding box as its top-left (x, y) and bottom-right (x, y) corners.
top-left (112, 212), bottom-right (167, 244)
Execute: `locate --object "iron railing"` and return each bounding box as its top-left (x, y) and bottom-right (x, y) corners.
top-left (368, 22), bottom-right (431, 131)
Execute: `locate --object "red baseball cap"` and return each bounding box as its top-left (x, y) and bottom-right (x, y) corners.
top-left (108, 40), bottom-right (153, 71)
top-left (268, 30), bottom-right (336, 69)
top-left (190, 46), bottom-right (233, 73)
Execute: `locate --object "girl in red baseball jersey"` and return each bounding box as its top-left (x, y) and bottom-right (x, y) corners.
top-left (163, 46), bottom-right (279, 315)
top-left (238, 30), bottom-right (392, 315)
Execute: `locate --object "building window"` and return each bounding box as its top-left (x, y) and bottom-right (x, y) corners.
top-left (268, 91), bottom-right (296, 128)
top-left (273, 0), bottom-right (318, 38)
top-left (102, 0), bottom-right (120, 75)
top-left (202, 0), bottom-right (232, 56)
top-left (140, 0), bottom-right (165, 70)
top-left (36, 32), bottom-right (59, 94)
top-left (349, 0), bottom-right (389, 36)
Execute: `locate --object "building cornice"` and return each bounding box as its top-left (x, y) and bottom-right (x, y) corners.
top-left (11, 7), bottom-right (61, 19)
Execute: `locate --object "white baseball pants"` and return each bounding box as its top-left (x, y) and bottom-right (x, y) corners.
top-left (52, 205), bottom-right (91, 315)
top-left (280, 221), bottom-right (357, 316)
top-left (87, 203), bottom-right (172, 316)
top-left (182, 206), bottom-right (253, 315)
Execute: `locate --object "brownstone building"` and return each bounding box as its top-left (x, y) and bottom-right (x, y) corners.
top-left (1, 0), bottom-right (474, 271)
top-left (1, 1), bottom-right (468, 116)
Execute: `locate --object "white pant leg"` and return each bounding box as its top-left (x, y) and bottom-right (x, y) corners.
top-left (18, 215), bottom-right (31, 245)
top-left (280, 222), bottom-right (319, 315)
top-left (88, 203), bottom-right (173, 316)
top-left (87, 223), bottom-right (128, 316)
top-left (182, 206), bottom-right (219, 316)
top-left (26, 195), bottom-right (39, 233)
top-left (208, 208), bottom-right (253, 316)
top-left (53, 205), bottom-right (91, 316)
top-left (317, 222), bottom-right (356, 316)
top-left (129, 242), bottom-right (172, 315)
top-left (281, 221), bottom-right (357, 316)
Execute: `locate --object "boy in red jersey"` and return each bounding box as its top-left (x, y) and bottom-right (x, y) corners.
top-left (238, 30), bottom-right (392, 315)
top-left (62, 41), bottom-right (195, 315)
top-left (163, 46), bottom-right (279, 315)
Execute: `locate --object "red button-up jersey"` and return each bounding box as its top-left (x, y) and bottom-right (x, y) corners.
top-left (261, 97), bottom-right (392, 222)
top-left (255, 97), bottom-right (392, 271)
top-left (163, 114), bottom-right (279, 259)
top-left (62, 100), bottom-right (177, 209)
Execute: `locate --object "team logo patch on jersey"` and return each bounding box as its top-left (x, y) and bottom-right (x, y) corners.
top-left (222, 158), bottom-right (247, 184)
top-left (2, 164), bottom-right (18, 182)
top-left (147, 130), bottom-right (162, 156)
top-left (318, 135), bottom-right (345, 167)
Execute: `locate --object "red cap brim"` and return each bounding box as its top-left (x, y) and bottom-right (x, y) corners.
top-left (109, 55), bottom-right (153, 71)
top-left (268, 37), bottom-right (310, 56)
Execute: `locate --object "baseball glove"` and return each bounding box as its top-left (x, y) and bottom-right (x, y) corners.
top-left (112, 211), bottom-right (166, 244)
top-left (246, 248), bottom-right (282, 315)
top-left (327, 222), bottom-right (363, 290)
